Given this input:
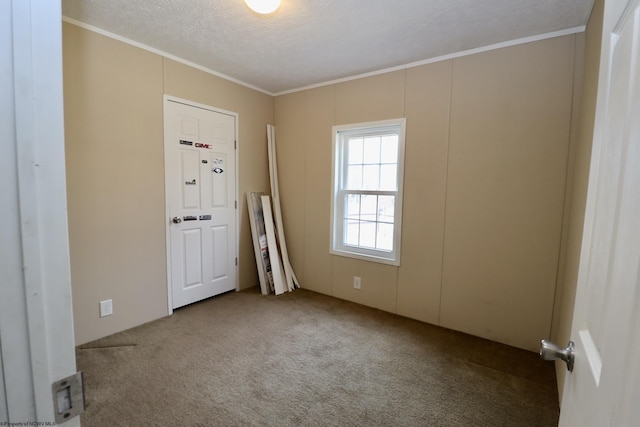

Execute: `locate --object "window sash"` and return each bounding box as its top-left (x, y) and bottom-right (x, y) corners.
top-left (336, 190), bottom-right (398, 254)
top-left (331, 119), bottom-right (405, 266)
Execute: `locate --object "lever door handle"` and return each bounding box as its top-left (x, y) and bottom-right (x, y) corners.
top-left (540, 340), bottom-right (575, 372)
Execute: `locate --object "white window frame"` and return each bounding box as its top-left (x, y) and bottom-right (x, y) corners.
top-left (330, 118), bottom-right (406, 266)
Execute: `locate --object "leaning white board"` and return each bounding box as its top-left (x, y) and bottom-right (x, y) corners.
top-left (267, 125), bottom-right (300, 291)
top-left (261, 195), bottom-right (287, 295)
top-left (247, 192), bottom-right (273, 295)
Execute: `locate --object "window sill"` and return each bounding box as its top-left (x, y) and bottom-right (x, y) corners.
top-left (330, 248), bottom-right (400, 266)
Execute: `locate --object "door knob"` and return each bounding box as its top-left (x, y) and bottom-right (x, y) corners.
top-left (172, 216), bottom-right (182, 224)
top-left (540, 340), bottom-right (575, 372)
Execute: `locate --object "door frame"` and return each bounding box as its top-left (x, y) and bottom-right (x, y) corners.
top-left (1, 0), bottom-right (78, 424)
top-left (162, 95), bottom-right (240, 314)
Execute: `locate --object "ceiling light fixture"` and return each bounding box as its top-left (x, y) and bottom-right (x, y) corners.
top-left (244, 0), bottom-right (281, 15)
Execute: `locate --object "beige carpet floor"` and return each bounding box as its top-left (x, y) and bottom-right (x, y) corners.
top-left (76, 288), bottom-right (559, 426)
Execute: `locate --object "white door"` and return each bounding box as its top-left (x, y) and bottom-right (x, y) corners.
top-left (559, 0), bottom-right (640, 425)
top-left (164, 98), bottom-right (237, 310)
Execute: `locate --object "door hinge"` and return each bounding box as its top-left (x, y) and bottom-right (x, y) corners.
top-left (52, 372), bottom-right (85, 423)
top-left (235, 257), bottom-right (238, 266)
top-left (234, 140), bottom-right (237, 149)
top-left (235, 200), bottom-right (238, 209)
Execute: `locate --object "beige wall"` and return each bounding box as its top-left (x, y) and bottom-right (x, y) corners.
top-left (551, 0), bottom-right (603, 399)
top-left (441, 37), bottom-right (575, 350)
top-left (63, 22), bottom-right (273, 345)
top-left (64, 17), bottom-right (594, 354)
top-left (275, 35), bottom-right (581, 351)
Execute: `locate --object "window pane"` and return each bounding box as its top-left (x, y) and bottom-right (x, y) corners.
top-left (378, 195), bottom-right (395, 223)
top-left (380, 165), bottom-right (397, 191)
top-left (348, 138), bottom-right (363, 165)
top-left (380, 135), bottom-right (398, 164)
top-left (345, 220), bottom-right (359, 246)
top-left (363, 136), bottom-right (381, 164)
top-left (360, 221), bottom-right (376, 248)
top-left (346, 165), bottom-right (362, 190)
top-left (346, 194), bottom-right (360, 219)
top-left (376, 223), bottom-right (394, 251)
top-left (362, 165), bottom-right (380, 190)
top-left (361, 195), bottom-right (377, 221)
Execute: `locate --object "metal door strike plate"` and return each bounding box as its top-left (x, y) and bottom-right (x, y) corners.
top-left (52, 372), bottom-right (85, 423)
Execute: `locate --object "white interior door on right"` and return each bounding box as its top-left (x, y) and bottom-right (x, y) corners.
top-left (559, 0), bottom-right (640, 425)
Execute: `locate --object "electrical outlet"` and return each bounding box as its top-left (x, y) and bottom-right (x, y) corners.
top-left (99, 299), bottom-right (113, 318)
top-left (353, 276), bottom-right (361, 290)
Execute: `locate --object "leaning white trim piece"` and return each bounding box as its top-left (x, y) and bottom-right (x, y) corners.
top-left (247, 192), bottom-right (274, 295)
top-left (261, 195), bottom-right (287, 295)
top-left (267, 125), bottom-right (300, 291)
top-left (247, 193), bottom-right (268, 294)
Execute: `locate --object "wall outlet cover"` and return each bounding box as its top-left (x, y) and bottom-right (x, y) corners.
top-left (99, 299), bottom-right (113, 317)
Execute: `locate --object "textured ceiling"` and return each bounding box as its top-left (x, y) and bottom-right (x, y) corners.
top-left (61, 0), bottom-right (594, 94)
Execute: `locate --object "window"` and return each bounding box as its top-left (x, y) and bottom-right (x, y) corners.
top-left (330, 118), bottom-right (406, 266)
